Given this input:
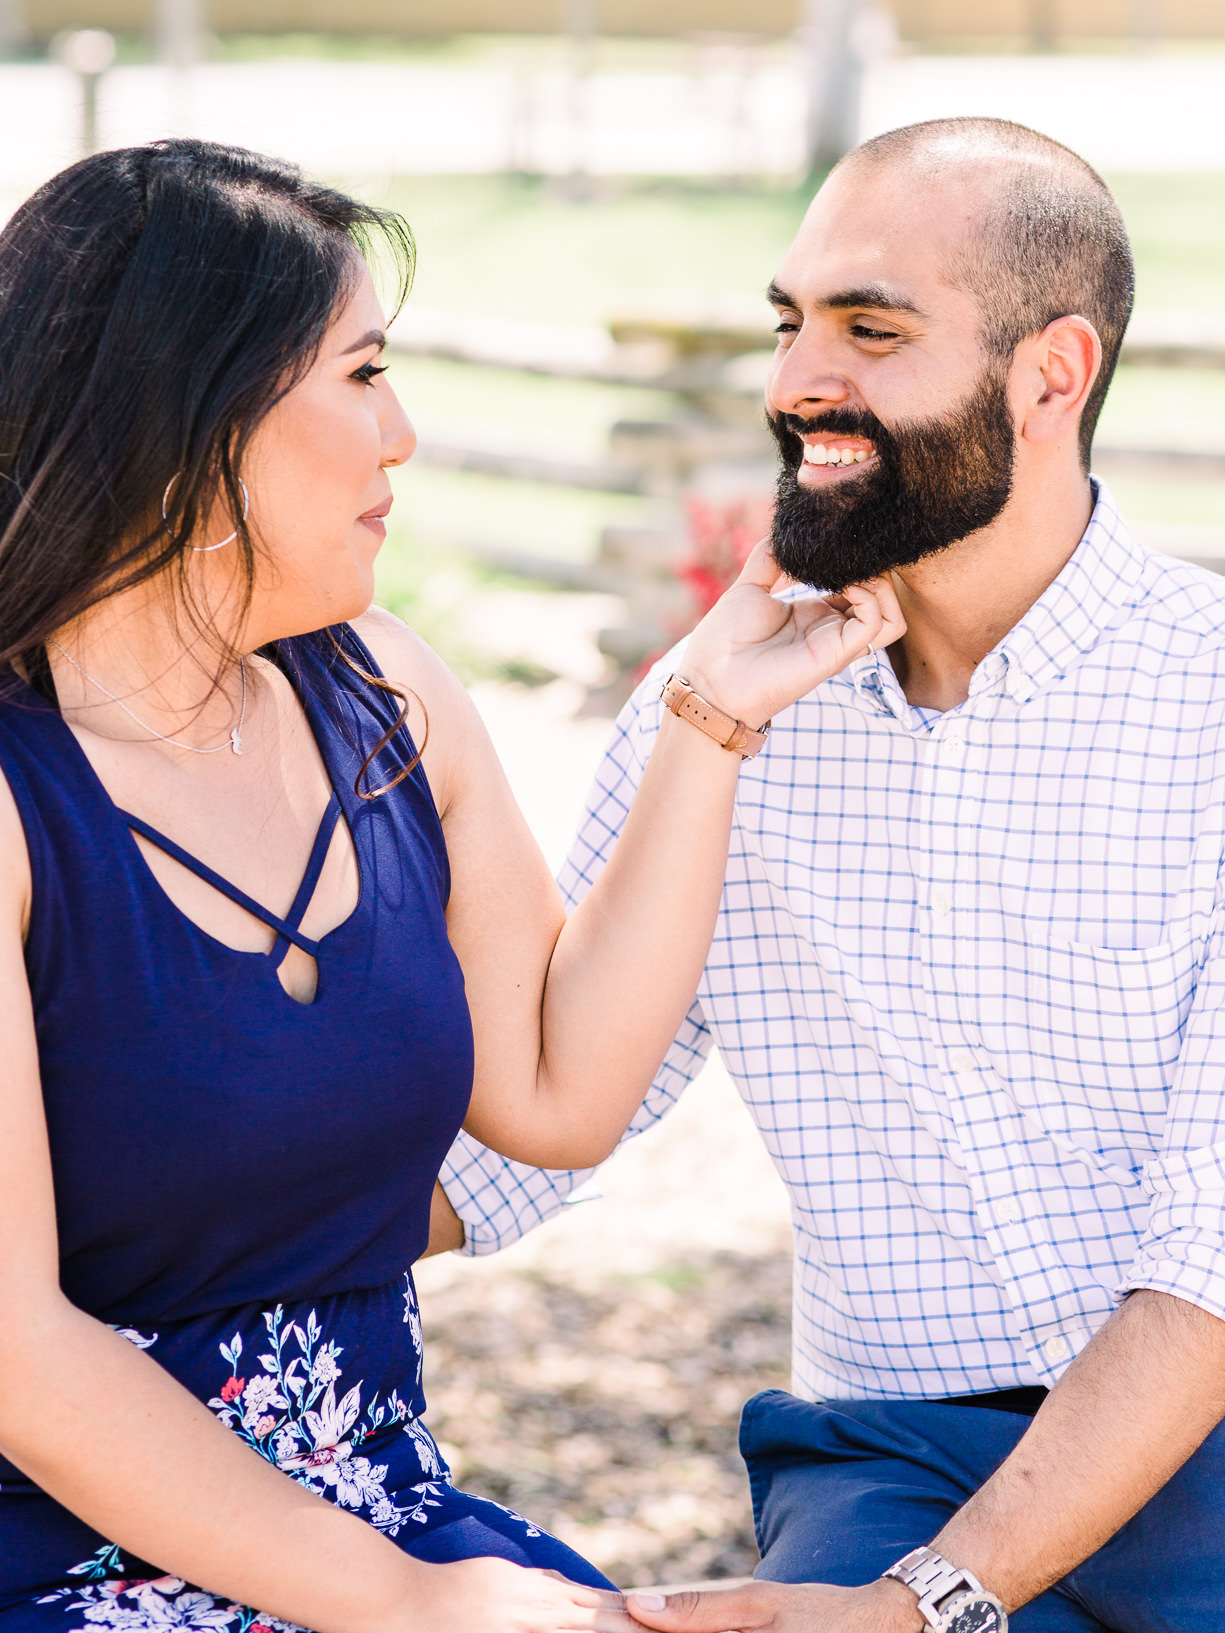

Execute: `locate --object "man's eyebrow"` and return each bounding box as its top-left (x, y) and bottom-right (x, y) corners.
top-left (825, 285), bottom-right (923, 316)
top-left (339, 328), bottom-right (386, 355)
top-left (767, 281), bottom-right (924, 318)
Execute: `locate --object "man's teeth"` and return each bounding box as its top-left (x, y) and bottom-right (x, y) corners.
top-left (802, 444), bottom-right (871, 466)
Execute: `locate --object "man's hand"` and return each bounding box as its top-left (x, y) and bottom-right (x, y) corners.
top-left (626, 1578), bottom-right (923, 1633)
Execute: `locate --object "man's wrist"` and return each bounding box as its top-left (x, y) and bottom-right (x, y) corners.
top-left (882, 1548), bottom-right (1007, 1632)
top-left (869, 1575), bottom-right (927, 1632)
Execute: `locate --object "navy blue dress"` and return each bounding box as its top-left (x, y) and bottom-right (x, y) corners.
top-left (0, 627), bottom-right (611, 1627)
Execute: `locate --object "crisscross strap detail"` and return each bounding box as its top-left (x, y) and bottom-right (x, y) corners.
top-left (121, 792), bottom-right (344, 965)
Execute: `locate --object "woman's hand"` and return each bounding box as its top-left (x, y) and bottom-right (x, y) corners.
top-left (407, 1558), bottom-right (635, 1633)
top-left (680, 541), bottom-right (905, 727)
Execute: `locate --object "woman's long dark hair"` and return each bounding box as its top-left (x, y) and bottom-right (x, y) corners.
top-left (0, 138), bottom-right (420, 794)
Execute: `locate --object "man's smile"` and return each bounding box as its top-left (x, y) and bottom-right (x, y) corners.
top-left (798, 435), bottom-right (878, 484)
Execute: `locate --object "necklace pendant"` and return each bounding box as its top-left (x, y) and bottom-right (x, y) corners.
top-left (230, 728), bottom-right (244, 756)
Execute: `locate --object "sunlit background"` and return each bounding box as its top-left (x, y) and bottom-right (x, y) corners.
top-left (5, 0), bottom-right (1222, 1586)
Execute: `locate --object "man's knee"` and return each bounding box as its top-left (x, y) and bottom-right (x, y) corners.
top-left (740, 1393), bottom-right (1107, 1630)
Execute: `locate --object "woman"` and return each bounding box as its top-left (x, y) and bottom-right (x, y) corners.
top-left (0, 140), bottom-right (902, 1632)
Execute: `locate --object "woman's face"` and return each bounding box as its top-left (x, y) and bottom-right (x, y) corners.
top-left (226, 258), bottom-right (416, 642)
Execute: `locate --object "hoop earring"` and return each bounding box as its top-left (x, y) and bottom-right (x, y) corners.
top-left (162, 474), bottom-right (250, 553)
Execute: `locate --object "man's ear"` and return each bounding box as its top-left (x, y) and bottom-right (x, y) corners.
top-left (1016, 314), bottom-right (1102, 449)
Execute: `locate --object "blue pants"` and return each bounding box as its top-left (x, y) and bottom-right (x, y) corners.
top-left (740, 1389), bottom-right (1225, 1632)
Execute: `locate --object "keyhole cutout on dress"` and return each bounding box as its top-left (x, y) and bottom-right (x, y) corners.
top-left (276, 942), bottom-right (320, 1006)
top-left (123, 793), bottom-right (358, 1007)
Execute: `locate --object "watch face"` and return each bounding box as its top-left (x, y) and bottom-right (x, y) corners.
top-left (942, 1595), bottom-right (1007, 1633)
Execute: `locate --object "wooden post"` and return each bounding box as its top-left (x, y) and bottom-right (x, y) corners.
top-left (156, 0), bottom-right (203, 72)
top-left (562, 0), bottom-right (596, 188)
top-left (1130, 0), bottom-right (1165, 49)
top-left (0, 0), bottom-right (27, 55)
top-left (52, 28), bottom-right (115, 157)
top-left (801, 0), bottom-right (860, 178)
top-left (1028, 0), bottom-right (1057, 52)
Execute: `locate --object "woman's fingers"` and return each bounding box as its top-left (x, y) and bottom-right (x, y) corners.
top-left (552, 1593), bottom-right (638, 1633)
top-left (837, 576), bottom-right (906, 652)
top-left (440, 1559), bottom-right (633, 1633)
top-left (560, 1583), bottom-right (628, 1611)
top-left (533, 1572), bottom-right (635, 1633)
top-left (589, 1610), bottom-right (639, 1633)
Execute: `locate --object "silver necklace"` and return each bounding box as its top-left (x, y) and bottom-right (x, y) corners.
top-left (49, 641), bottom-right (248, 756)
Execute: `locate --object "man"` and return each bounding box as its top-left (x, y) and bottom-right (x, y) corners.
top-left (434, 118), bottom-right (1225, 1631)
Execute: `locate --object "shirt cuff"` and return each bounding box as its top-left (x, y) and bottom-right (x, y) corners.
top-left (1121, 1142), bottom-right (1225, 1319)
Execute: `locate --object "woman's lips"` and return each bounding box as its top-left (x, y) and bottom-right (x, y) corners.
top-left (358, 497), bottom-right (392, 536)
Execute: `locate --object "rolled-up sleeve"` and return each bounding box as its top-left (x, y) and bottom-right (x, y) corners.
top-left (1122, 900), bottom-right (1225, 1319)
top-left (439, 657), bottom-right (713, 1255)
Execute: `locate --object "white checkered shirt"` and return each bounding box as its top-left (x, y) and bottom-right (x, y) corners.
top-left (440, 482), bottom-right (1225, 1401)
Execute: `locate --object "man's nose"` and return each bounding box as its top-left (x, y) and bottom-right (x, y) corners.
top-left (767, 325), bottom-right (851, 420)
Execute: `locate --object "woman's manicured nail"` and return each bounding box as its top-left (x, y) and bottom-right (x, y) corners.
top-left (630, 1595), bottom-right (668, 1611)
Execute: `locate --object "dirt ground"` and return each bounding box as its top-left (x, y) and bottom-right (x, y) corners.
top-left (414, 610), bottom-right (796, 1587)
top-left (417, 1240), bottom-right (792, 1587)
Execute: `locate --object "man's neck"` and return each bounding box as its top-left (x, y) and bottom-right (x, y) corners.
top-left (886, 471), bottom-right (1096, 713)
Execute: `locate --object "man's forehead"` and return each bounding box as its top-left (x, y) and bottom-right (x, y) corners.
top-left (772, 165), bottom-right (983, 311)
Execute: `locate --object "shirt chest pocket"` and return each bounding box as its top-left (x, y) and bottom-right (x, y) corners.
top-left (975, 929), bottom-right (1198, 1116)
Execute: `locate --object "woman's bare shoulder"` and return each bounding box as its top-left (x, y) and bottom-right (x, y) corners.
top-left (347, 606), bottom-right (485, 817)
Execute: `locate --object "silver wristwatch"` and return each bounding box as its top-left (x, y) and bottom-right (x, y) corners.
top-left (883, 1546), bottom-right (1008, 1633)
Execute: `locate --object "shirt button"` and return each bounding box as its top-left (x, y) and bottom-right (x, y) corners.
top-left (994, 1197), bottom-right (1022, 1225)
top-left (1044, 1335), bottom-right (1069, 1363)
top-left (951, 1049), bottom-right (976, 1074)
top-left (931, 888), bottom-right (953, 917)
top-left (940, 737), bottom-right (966, 761)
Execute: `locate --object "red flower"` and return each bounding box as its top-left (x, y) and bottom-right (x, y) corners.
top-left (220, 1376), bottom-right (245, 1402)
top-left (636, 491), bottom-right (777, 681)
top-left (250, 1623), bottom-right (274, 1632)
top-left (680, 494), bottom-right (775, 617)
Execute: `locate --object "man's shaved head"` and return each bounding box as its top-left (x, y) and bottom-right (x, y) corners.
top-left (835, 117), bottom-right (1134, 466)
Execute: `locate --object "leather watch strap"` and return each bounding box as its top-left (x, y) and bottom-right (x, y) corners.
top-left (660, 673), bottom-right (771, 759)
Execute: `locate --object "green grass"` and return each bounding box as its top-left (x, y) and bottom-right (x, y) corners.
top-left (381, 174), bottom-right (811, 327)
top-left (1096, 366), bottom-right (1225, 453)
top-left (1110, 176), bottom-right (1225, 311)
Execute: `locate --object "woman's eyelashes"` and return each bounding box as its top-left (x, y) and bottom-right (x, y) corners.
top-left (350, 361), bottom-right (389, 385)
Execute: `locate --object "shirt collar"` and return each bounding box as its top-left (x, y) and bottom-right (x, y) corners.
top-left (838, 479), bottom-right (1151, 718)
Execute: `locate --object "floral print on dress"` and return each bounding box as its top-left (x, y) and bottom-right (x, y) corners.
top-left (29, 1273), bottom-right (573, 1625)
top-left (38, 1551), bottom-right (307, 1632)
top-left (205, 1297), bottom-right (444, 1538)
top-left (111, 1329), bottom-right (159, 1351)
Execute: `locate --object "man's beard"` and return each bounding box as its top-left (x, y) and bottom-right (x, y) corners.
top-left (768, 366), bottom-right (1017, 595)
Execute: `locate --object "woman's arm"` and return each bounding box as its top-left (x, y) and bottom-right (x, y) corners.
top-left (0, 777), bottom-right (626, 1633)
top-left (360, 551), bottom-right (903, 1170)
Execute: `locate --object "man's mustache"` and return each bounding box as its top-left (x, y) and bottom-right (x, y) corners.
top-left (780, 418), bottom-right (888, 444)
top-left (770, 407), bottom-right (893, 448)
